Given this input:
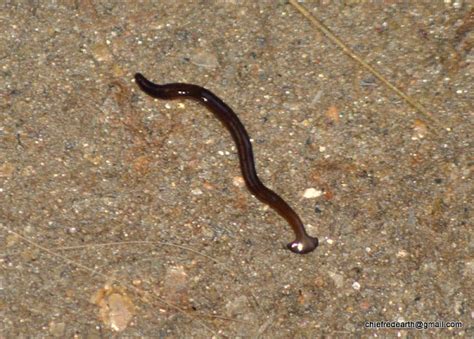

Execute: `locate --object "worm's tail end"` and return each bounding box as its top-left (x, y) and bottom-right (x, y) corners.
top-left (135, 73), bottom-right (156, 95)
top-left (134, 73), bottom-right (169, 99)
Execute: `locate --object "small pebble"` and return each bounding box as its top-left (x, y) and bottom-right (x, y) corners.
top-left (189, 49), bottom-right (219, 68)
top-left (90, 42), bottom-right (113, 63)
top-left (232, 176), bottom-right (245, 187)
top-left (328, 271), bottom-right (344, 288)
top-left (325, 105), bottom-right (340, 123)
top-left (303, 188), bottom-right (323, 198)
top-left (396, 249), bottom-right (409, 258)
top-left (411, 119), bottom-right (428, 140)
top-left (191, 188), bottom-right (203, 195)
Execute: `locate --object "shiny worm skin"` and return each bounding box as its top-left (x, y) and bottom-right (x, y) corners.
top-left (134, 73), bottom-right (318, 254)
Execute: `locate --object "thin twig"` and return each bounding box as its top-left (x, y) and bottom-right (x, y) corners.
top-left (288, 0), bottom-right (447, 134)
top-left (0, 223), bottom-right (217, 335)
top-left (55, 240), bottom-right (234, 273)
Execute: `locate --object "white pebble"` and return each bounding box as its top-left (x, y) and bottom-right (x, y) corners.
top-left (191, 188), bottom-right (203, 195)
top-left (303, 188), bottom-right (323, 198)
top-left (232, 176), bottom-right (245, 187)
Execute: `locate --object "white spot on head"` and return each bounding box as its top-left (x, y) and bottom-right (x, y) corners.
top-left (291, 242), bottom-right (303, 252)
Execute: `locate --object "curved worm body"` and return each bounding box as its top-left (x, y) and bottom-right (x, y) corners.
top-left (134, 73), bottom-right (318, 254)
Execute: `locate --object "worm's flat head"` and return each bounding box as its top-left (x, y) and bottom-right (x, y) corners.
top-left (287, 236), bottom-right (319, 254)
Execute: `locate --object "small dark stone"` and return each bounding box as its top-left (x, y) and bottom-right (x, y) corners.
top-left (64, 141), bottom-right (76, 151)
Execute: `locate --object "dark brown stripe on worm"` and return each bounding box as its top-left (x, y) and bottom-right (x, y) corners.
top-left (134, 73), bottom-right (318, 254)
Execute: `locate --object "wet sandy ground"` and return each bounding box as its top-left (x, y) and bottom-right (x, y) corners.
top-left (1, 1), bottom-right (472, 337)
